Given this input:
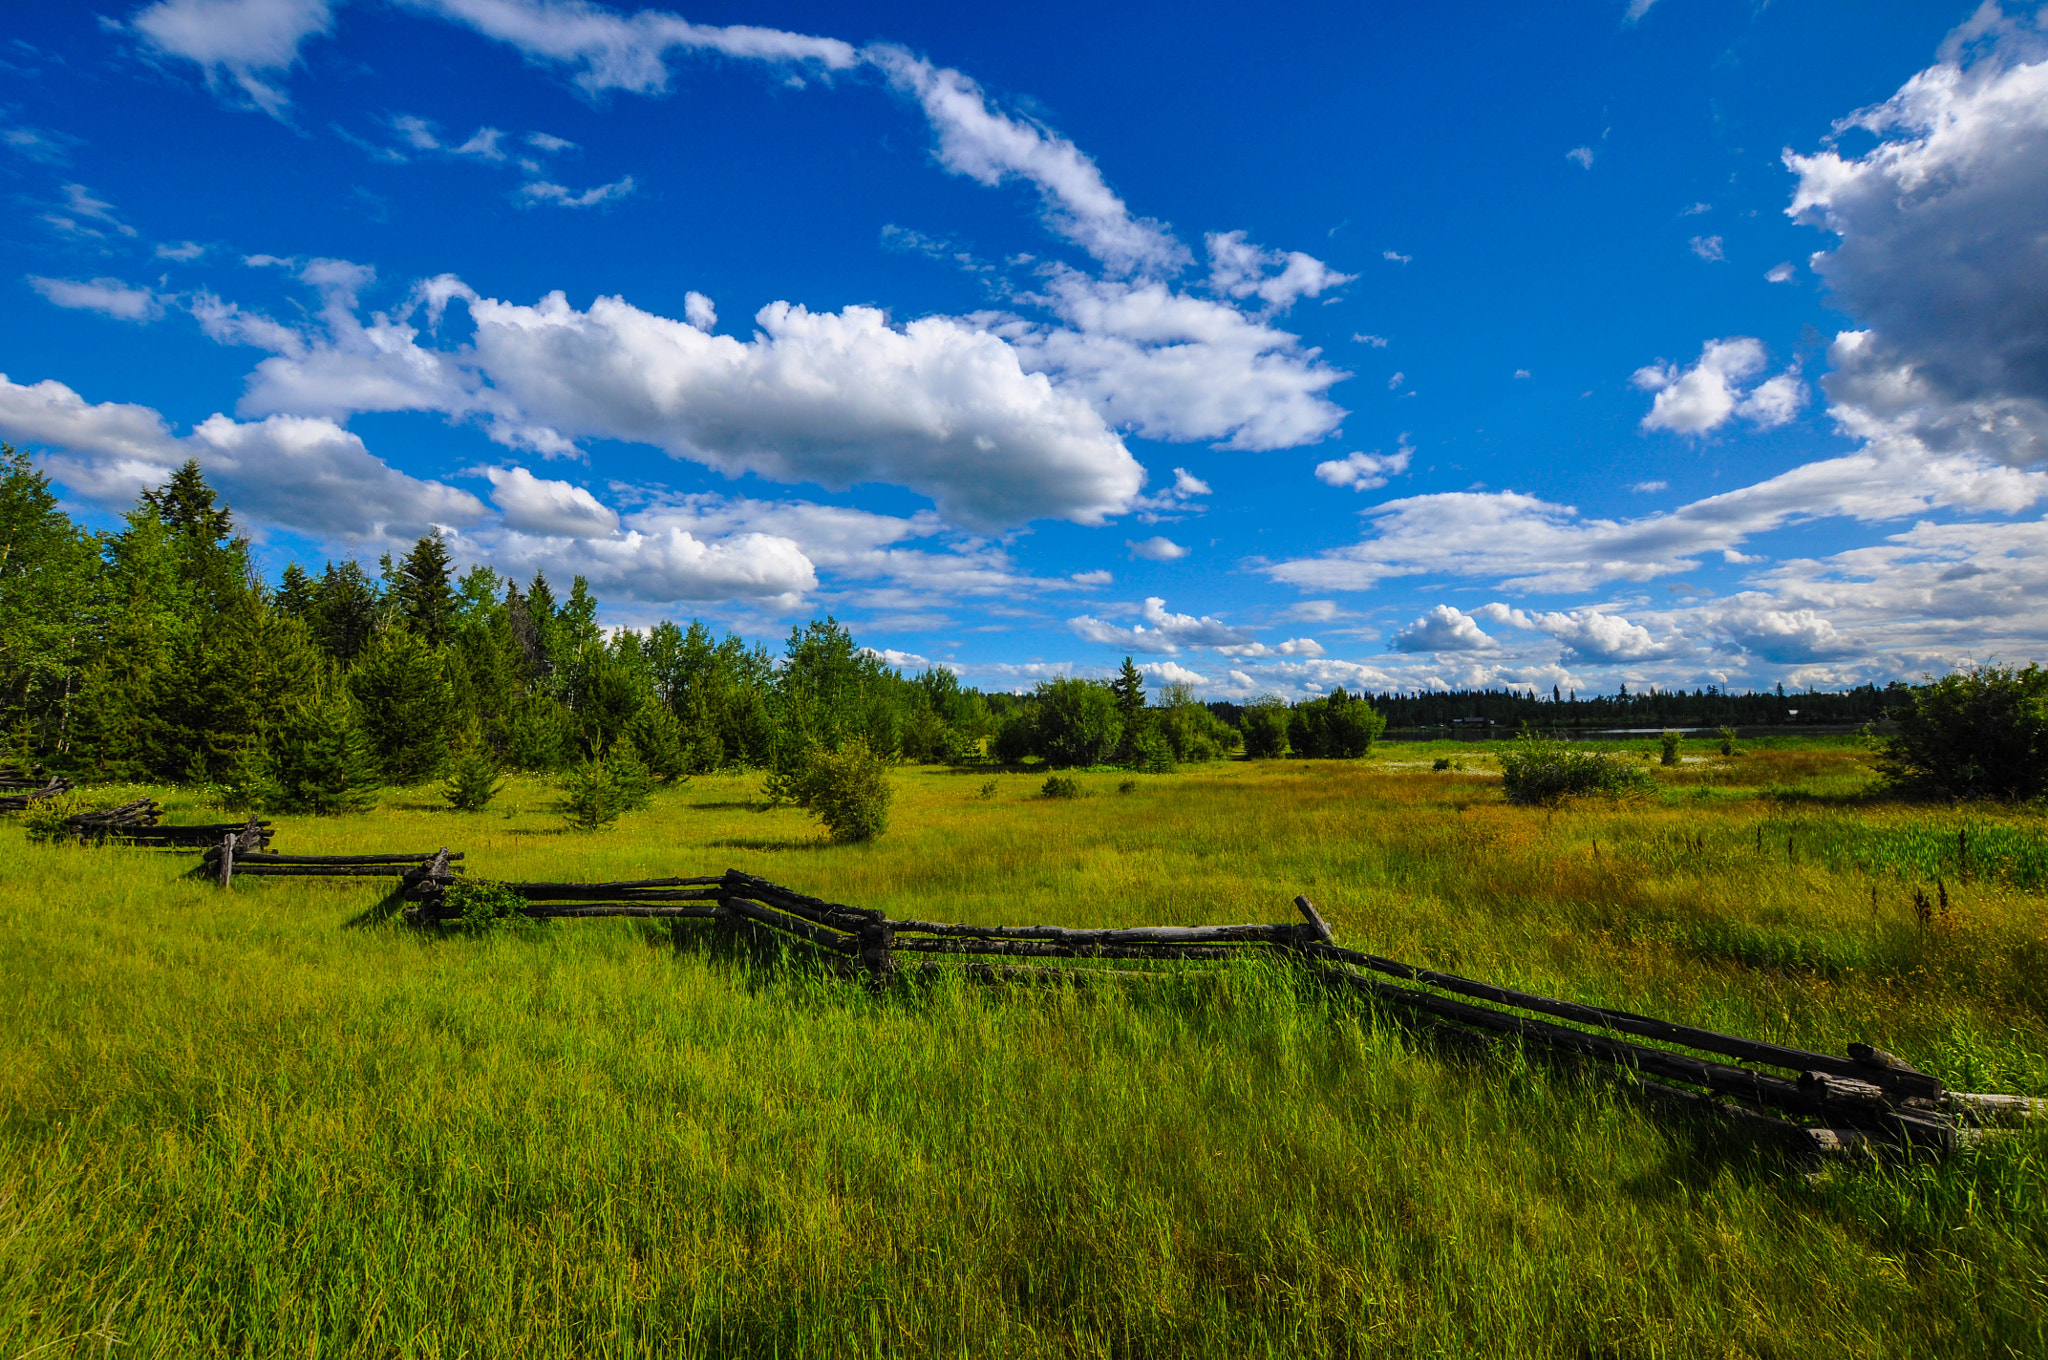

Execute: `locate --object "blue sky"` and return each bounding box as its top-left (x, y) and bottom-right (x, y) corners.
top-left (3, 0), bottom-right (2045, 697)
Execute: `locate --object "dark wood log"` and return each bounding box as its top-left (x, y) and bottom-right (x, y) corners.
top-left (504, 876), bottom-right (723, 893)
top-left (888, 937), bottom-right (1240, 961)
top-left (207, 850), bottom-right (464, 866)
top-left (519, 904), bottom-right (723, 919)
top-left (721, 871), bottom-right (883, 925)
top-left (858, 919), bottom-right (896, 984)
top-left (719, 896), bottom-right (859, 955)
top-left (502, 884), bottom-right (723, 903)
top-left (229, 864), bottom-right (422, 877)
top-left (1293, 896), bottom-right (1334, 945)
top-left (906, 963), bottom-right (1171, 986)
top-left (883, 919), bottom-right (1305, 946)
top-left (218, 832), bottom-right (236, 889)
top-left (1302, 941), bottom-right (1943, 1100)
top-left (1947, 1092), bottom-right (2046, 1125)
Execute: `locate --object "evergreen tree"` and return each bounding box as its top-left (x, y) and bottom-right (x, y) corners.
top-left (259, 681), bottom-right (382, 814)
top-left (440, 725), bottom-right (507, 811)
top-left (1110, 656), bottom-right (1146, 721)
top-left (313, 560), bottom-right (382, 663)
top-left (0, 444), bottom-right (97, 751)
top-left (624, 698), bottom-right (690, 781)
top-left (140, 460), bottom-right (234, 541)
top-left (348, 627), bottom-right (454, 782)
top-left (391, 531), bottom-right (456, 647)
top-left (274, 563), bottom-right (317, 620)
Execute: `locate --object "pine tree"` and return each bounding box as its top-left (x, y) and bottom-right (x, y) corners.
top-left (624, 699), bottom-right (690, 781)
top-left (313, 560), bottom-right (382, 662)
top-left (140, 460), bottom-right (234, 541)
top-left (348, 627), bottom-right (454, 783)
top-left (274, 563), bottom-right (317, 620)
top-left (1110, 656), bottom-right (1146, 721)
top-left (259, 682), bottom-right (382, 814)
top-left (0, 444), bottom-right (97, 750)
top-left (440, 725), bottom-right (506, 811)
top-left (391, 532), bottom-right (456, 647)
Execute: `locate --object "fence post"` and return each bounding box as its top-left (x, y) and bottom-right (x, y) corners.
top-left (859, 919), bottom-right (896, 987)
top-left (217, 831), bottom-right (237, 889)
top-left (1292, 895), bottom-right (1334, 949)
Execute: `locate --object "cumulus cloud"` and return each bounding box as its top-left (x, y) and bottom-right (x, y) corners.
top-left (1206, 231), bottom-right (1354, 311)
top-left (0, 372), bottom-right (484, 538)
top-left (1140, 660), bottom-right (1211, 687)
top-left (484, 465), bottom-right (620, 536)
top-left (127, 0), bottom-right (335, 117)
top-left (1068, 597), bottom-right (1253, 653)
top-left (1000, 267), bottom-right (1349, 451)
top-left (234, 277), bottom-right (1145, 530)
top-left (1130, 465), bottom-right (1212, 521)
top-left (1632, 337), bottom-right (1805, 434)
top-left (1785, 6), bottom-right (2048, 467)
top-left (1390, 605), bottom-right (1495, 653)
top-left (1530, 609), bottom-right (1680, 663)
top-left (1766, 261), bottom-right (1796, 283)
top-left (28, 277), bottom-right (163, 322)
top-left (1265, 434), bottom-right (2047, 594)
top-left (683, 290), bottom-right (716, 330)
top-left (1315, 440), bottom-right (1412, 491)
top-left (1688, 234), bottom-right (1724, 262)
top-left (1126, 535), bottom-right (1188, 561)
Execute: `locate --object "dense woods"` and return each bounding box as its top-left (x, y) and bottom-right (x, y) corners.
top-left (0, 449), bottom-right (1997, 815)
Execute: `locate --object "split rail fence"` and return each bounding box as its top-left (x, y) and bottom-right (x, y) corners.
top-left (383, 864), bottom-right (2036, 1161)
top-left (0, 766), bottom-right (71, 812)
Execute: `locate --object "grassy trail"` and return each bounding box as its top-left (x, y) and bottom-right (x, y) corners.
top-left (3, 741), bottom-right (2044, 1356)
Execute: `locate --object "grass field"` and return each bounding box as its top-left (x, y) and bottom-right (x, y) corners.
top-left (3, 737), bottom-right (2045, 1357)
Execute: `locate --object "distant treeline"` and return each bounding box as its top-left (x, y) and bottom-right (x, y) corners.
top-left (0, 447), bottom-right (1913, 803)
top-left (1207, 683), bottom-right (1907, 733)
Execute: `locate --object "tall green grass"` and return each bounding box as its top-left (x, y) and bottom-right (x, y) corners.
top-left (2, 743), bottom-right (2045, 1356)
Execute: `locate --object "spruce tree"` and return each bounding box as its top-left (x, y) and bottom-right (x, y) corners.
top-left (348, 627), bottom-right (454, 783)
top-left (274, 563), bottom-right (317, 620)
top-left (0, 444), bottom-right (97, 749)
top-left (260, 683), bottom-right (382, 814)
top-left (314, 560), bottom-right (382, 662)
top-left (391, 532), bottom-right (456, 647)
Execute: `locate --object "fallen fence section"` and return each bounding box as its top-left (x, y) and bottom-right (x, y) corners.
top-left (203, 838), bottom-right (456, 889)
top-left (0, 772), bottom-right (72, 811)
top-left (388, 865), bottom-right (2043, 1162)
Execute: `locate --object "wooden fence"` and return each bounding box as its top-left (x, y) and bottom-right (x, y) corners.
top-left (380, 864), bottom-right (2037, 1161)
top-left (0, 766), bottom-right (71, 811)
top-left (202, 839), bottom-right (461, 889)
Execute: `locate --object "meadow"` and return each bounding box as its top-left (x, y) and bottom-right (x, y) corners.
top-left (2, 736), bottom-right (2045, 1357)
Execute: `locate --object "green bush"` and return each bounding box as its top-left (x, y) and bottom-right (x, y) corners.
top-left (1499, 736), bottom-right (1654, 805)
top-left (1241, 699), bottom-right (1291, 759)
top-left (1040, 774), bottom-right (1080, 799)
top-left (440, 736), bottom-right (506, 812)
top-left (624, 700), bottom-right (691, 782)
top-left (259, 688), bottom-right (382, 815)
top-left (18, 790), bottom-right (94, 841)
top-left (440, 878), bottom-right (541, 932)
top-left (804, 739), bottom-right (893, 842)
top-left (1431, 757), bottom-right (1453, 772)
top-left (978, 779), bottom-right (998, 800)
top-left (1718, 726), bottom-right (1737, 756)
top-left (1660, 731), bottom-right (1681, 766)
top-left (1877, 664), bottom-right (2048, 801)
top-left (1286, 687), bottom-right (1386, 759)
top-left (1032, 677), bottom-right (1124, 768)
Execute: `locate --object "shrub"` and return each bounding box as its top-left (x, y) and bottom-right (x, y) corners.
top-left (607, 743), bottom-right (656, 812)
top-left (19, 790), bottom-right (94, 841)
top-left (804, 739), bottom-right (893, 842)
top-left (1117, 778), bottom-right (1138, 794)
top-left (556, 755), bottom-right (624, 832)
top-left (624, 700), bottom-right (691, 783)
top-left (506, 693), bottom-right (571, 772)
top-left (1431, 757), bottom-right (1453, 772)
top-left (1719, 726), bottom-right (1737, 756)
top-left (440, 737), bottom-right (506, 812)
top-left (1040, 774), bottom-right (1080, 799)
top-left (1660, 731), bottom-right (1681, 766)
top-left (978, 779), bottom-right (997, 800)
top-left (1877, 664), bottom-right (2048, 801)
top-left (1128, 724), bottom-right (1177, 773)
top-left (1241, 700), bottom-right (1291, 759)
top-left (441, 878), bottom-right (541, 932)
top-left (1499, 736), bottom-right (1654, 805)
top-left (1032, 677), bottom-right (1124, 768)
top-left (1286, 687), bottom-right (1387, 759)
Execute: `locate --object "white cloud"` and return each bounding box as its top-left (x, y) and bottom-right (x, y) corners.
top-left (1632, 337), bottom-right (1804, 434)
top-left (1130, 465), bottom-right (1213, 521)
top-left (1391, 605), bottom-right (1495, 653)
top-left (1265, 434), bottom-right (2047, 594)
top-left (1140, 660), bottom-right (1210, 687)
top-left (1068, 596), bottom-right (1253, 653)
top-left (1001, 268), bottom-right (1349, 451)
top-left (1283, 600), bottom-right (1341, 622)
top-left (526, 131), bottom-right (575, 152)
top-left (1626, 0), bottom-right (1663, 21)
top-left (1205, 231), bottom-right (1354, 311)
top-left (1514, 368), bottom-right (1531, 379)
top-left (156, 241), bottom-right (208, 262)
top-left (1, 126), bottom-right (75, 165)
top-left (862, 648), bottom-right (932, 670)
top-left (1070, 569), bottom-right (1112, 587)
top-left (1766, 261), bottom-right (1795, 283)
top-left (127, 0), bottom-right (335, 117)
top-left (1785, 6), bottom-right (2048, 468)
top-left (1315, 442), bottom-right (1412, 491)
top-left (1707, 604), bottom-right (1856, 663)
top-left (1382, 249), bottom-right (1412, 264)
top-left (1353, 333), bottom-right (1389, 347)
top-left (1529, 609), bottom-right (1679, 663)
top-left (28, 277), bottom-right (163, 323)
top-left (189, 291), bottom-right (308, 354)
top-left (408, 0), bottom-right (859, 93)
top-left (518, 175), bottom-right (635, 208)
top-left (1688, 235), bottom-right (1725, 262)
top-left (1682, 202), bottom-right (1712, 216)
top-left (683, 290), bottom-right (716, 330)
top-left (235, 278), bottom-right (1146, 531)
top-left (51, 184), bottom-right (138, 239)
top-left (1631, 479), bottom-right (1668, 493)
top-left (0, 372), bottom-right (484, 539)
top-left (1566, 146), bottom-right (1595, 169)
top-left (1125, 535), bottom-right (1188, 561)
top-left (1387, 371), bottom-right (1406, 390)
top-left (484, 465), bottom-right (621, 536)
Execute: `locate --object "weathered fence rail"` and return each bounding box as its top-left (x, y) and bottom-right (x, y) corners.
top-left (0, 774), bottom-right (71, 811)
top-left (203, 838), bottom-right (462, 889)
top-left (381, 864), bottom-right (2037, 1161)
